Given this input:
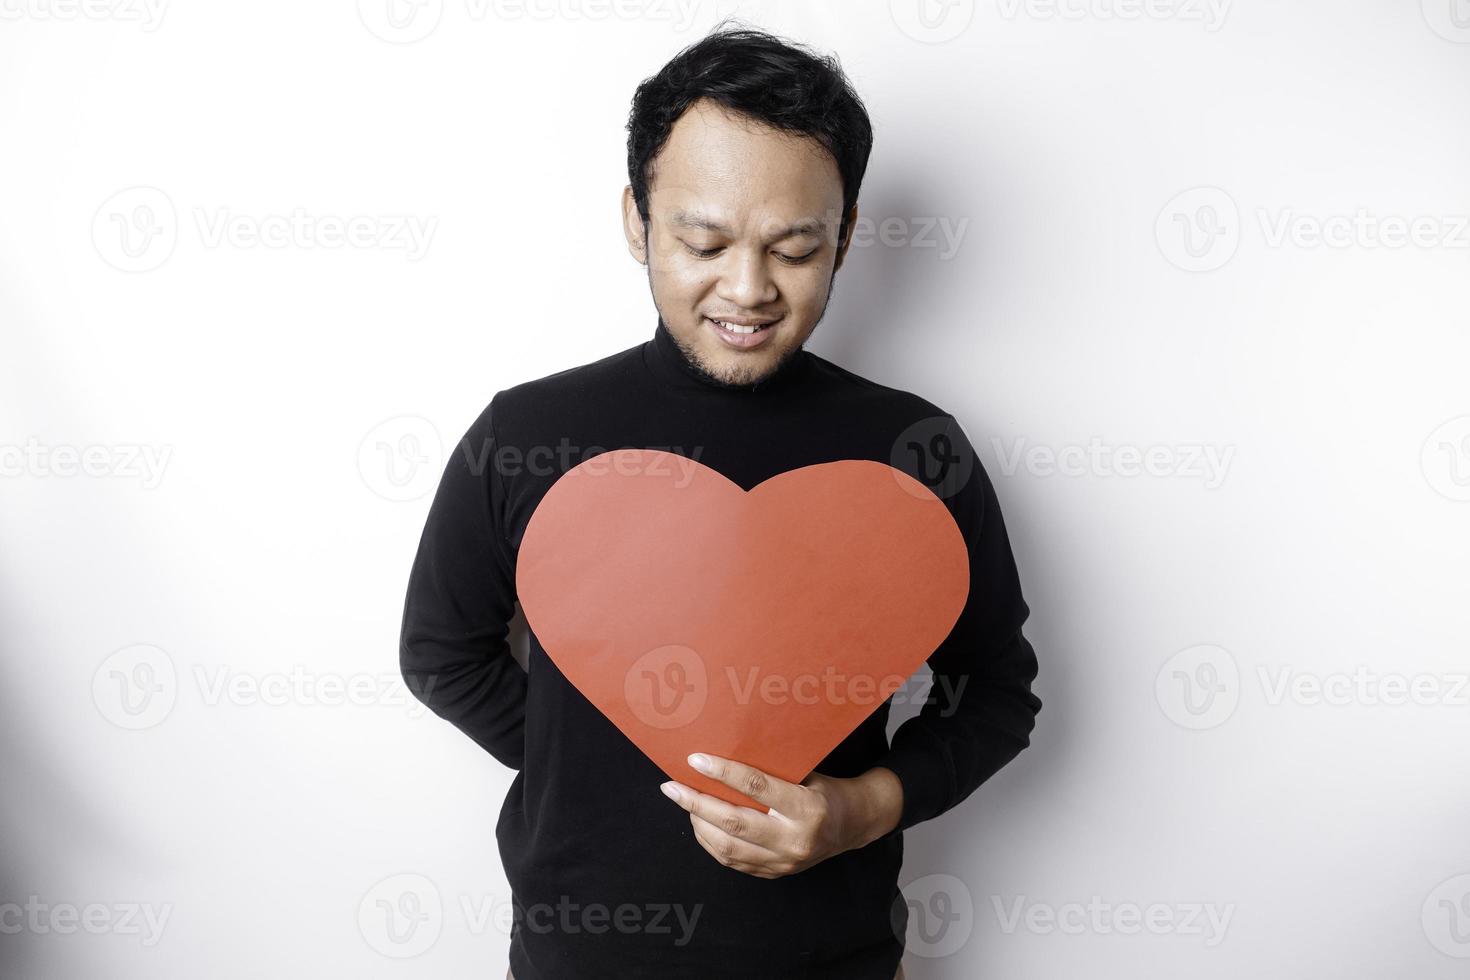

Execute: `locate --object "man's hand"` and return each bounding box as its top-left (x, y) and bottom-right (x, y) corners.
top-left (659, 753), bottom-right (904, 880)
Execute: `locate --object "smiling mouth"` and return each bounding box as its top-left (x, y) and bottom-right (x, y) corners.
top-left (705, 315), bottom-right (782, 350)
top-left (706, 317), bottom-right (777, 334)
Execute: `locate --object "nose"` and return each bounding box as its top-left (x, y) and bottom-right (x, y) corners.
top-left (714, 245), bottom-right (778, 311)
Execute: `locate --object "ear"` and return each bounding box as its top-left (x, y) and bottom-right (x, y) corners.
top-left (621, 185), bottom-right (648, 266)
top-left (832, 203), bottom-right (858, 273)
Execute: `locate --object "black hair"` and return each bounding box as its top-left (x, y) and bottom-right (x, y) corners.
top-left (625, 20), bottom-right (874, 254)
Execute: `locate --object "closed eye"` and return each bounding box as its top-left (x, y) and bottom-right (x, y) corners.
top-left (682, 242), bottom-right (819, 265)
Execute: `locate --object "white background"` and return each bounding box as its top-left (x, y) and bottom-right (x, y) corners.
top-left (3, 1), bottom-right (1469, 977)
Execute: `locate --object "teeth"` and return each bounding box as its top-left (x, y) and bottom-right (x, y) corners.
top-left (712, 318), bottom-right (766, 334)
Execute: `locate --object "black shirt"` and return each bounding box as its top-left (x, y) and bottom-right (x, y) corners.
top-left (399, 319), bottom-right (1042, 979)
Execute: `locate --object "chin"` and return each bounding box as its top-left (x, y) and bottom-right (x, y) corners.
top-left (703, 350), bottom-right (784, 385)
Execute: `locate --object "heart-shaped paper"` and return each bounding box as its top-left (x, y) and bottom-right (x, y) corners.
top-left (516, 449), bottom-right (970, 809)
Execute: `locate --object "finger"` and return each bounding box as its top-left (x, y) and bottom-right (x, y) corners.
top-left (661, 781), bottom-right (783, 850)
top-left (691, 830), bottom-right (778, 879)
top-left (691, 823), bottom-right (769, 876)
top-left (690, 814), bottom-right (785, 874)
top-left (687, 753), bottom-right (801, 815)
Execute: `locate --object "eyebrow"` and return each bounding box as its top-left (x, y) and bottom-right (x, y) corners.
top-left (668, 209), bottom-right (828, 242)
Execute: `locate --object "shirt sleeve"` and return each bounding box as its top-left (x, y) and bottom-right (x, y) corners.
top-left (399, 393), bottom-right (527, 769)
top-left (872, 414), bottom-right (1042, 833)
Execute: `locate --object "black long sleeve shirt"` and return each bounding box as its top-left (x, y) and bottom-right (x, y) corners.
top-left (399, 319), bottom-right (1042, 980)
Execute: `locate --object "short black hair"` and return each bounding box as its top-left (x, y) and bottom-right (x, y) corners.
top-left (625, 21), bottom-right (874, 253)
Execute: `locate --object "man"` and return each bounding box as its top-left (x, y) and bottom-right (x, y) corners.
top-left (399, 25), bottom-right (1041, 980)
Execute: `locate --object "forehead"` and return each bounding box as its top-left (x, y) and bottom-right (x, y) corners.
top-left (648, 98), bottom-right (845, 228)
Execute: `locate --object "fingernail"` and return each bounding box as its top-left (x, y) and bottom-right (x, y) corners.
top-left (688, 753), bottom-right (712, 774)
top-left (661, 782), bottom-right (682, 802)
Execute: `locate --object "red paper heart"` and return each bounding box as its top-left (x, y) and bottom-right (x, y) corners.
top-left (516, 449), bottom-right (970, 809)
